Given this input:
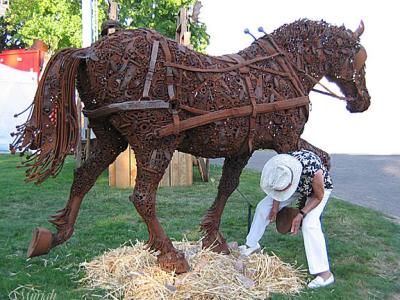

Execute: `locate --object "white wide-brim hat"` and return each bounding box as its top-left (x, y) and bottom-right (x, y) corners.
top-left (260, 154), bottom-right (303, 202)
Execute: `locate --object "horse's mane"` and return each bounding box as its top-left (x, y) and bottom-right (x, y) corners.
top-left (272, 19), bottom-right (359, 52)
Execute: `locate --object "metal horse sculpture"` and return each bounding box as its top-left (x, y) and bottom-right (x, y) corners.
top-left (11, 19), bottom-right (370, 273)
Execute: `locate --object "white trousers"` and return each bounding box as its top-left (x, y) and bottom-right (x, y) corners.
top-left (245, 189), bottom-right (332, 275)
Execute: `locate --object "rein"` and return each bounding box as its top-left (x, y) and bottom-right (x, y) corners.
top-left (257, 33), bottom-right (356, 103)
top-left (311, 87), bottom-right (351, 101)
top-left (304, 73), bottom-right (355, 102)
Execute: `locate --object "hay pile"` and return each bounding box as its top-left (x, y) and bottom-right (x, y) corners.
top-left (80, 240), bottom-right (306, 299)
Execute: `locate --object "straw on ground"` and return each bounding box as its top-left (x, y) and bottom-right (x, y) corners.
top-left (80, 239), bottom-right (306, 300)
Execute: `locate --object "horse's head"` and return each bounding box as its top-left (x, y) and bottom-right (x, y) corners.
top-left (325, 21), bottom-right (370, 113)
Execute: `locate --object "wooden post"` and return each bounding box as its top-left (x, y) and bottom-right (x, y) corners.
top-left (109, 157), bottom-right (116, 186)
top-left (176, 8), bottom-right (192, 48)
top-left (197, 157), bottom-right (210, 182)
top-left (129, 148), bottom-right (137, 186)
top-left (110, 1), bottom-right (117, 20)
top-left (75, 95), bottom-right (83, 167)
top-left (84, 117), bottom-right (91, 161)
top-left (115, 147), bottom-right (130, 188)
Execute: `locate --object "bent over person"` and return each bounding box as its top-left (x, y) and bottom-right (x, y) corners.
top-left (239, 150), bottom-right (334, 288)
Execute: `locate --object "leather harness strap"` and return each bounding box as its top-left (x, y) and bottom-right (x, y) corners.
top-left (257, 38), bottom-right (305, 96)
top-left (159, 39), bottom-right (175, 100)
top-left (244, 76), bottom-right (258, 152)
top-left (179, 104), bottom-right (208, 115)
top-left (84, 35), bottom-right (311, 141)
top-left (171, 109), bottom-right (180, 136)
top-left (159, 38), bottom-right (182, 135)
top-left (164, 53), bottom-right (282, 74)
top-left (226, 53), bottom-right (250, 74)
top-left (83, 100), bottom-right (170, 118)
top-left (266, 34), bottom-right (300, 80)
top-left (226, 53), bottom-right (259, 151)
top-left (142, 40), bottom-right (160, 99)
top-left (83, 96), bottom-right (310, 137)
top-left (156, 96), bottom-right (310, 138)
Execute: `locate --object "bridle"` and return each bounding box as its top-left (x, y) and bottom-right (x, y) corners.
top-left (256, 32), bottom-right (365, 104)
top-left (295, 45), bottom-right (367, 103)
top-left (308, 74), bottom-right (355, 102)
top-left (271, 22), bottom-right (368, 104)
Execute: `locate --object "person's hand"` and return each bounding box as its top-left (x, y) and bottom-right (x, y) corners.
top-left (290, 214), bottom-right (303, 235)
top-left (269, 200), bottom-right (280, 222)
top-left (268, 207), bottom-right (278, 222)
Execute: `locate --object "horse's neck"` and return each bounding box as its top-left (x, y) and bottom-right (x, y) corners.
top-left (269, 33), bottom-right (326, 92)
top-left (254, 22), bottom-right (342, 93)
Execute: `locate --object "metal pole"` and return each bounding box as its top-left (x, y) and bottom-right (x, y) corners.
top-left (77, 0), bottom-right (94, 167)
top-left (235, 188), bottom-right (254, 234)
top-left (82, 0), bottom-right (93, 47)
top-left (110, 1), bottom-right (118, 21)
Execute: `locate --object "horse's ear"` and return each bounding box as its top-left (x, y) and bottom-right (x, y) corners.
top-left (354, 46), bottom-right (367, 72)
top-left (353, 20), bottom-right (365, 39)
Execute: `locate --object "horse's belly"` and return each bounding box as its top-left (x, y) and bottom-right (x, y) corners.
top-left (178, 117), bottom-right (256, 157)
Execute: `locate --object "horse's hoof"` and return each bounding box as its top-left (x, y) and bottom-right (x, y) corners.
top-left (157, 251), bottom-right (190, 274)
top-left (27, 227), bottom-right (53, 258)
top-left (202, 232), bottom-right (230, 254)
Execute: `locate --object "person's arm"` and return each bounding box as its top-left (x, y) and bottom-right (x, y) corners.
top-left (290, 169), bottom-right (325, 235)
top-left (268, 199), bottom-right (280, 222)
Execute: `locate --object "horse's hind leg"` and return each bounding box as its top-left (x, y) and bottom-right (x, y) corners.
top-left (130, 143), bottom-right (189, 274)
top-left (201, 152), bottom-right (251, 253)
top-left (28, 122), bottom-right (127, 257)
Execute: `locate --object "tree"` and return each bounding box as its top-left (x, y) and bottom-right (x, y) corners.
top-left (5, 0), bottom-right (208, 52)
top-left (5, 0), bottom-right (84, 51)
top-left (116, 0), bottom-right (209, 51)
top-left (0, 16), bottom-right (26, 50)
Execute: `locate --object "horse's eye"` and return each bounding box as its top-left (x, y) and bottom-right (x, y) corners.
top-left (43, 107), bottom-right (51, 114)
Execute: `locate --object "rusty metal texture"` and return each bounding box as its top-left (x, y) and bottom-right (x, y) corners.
top-left (11, 19), bottom-right (370, 273)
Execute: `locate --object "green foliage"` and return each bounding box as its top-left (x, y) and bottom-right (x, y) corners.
top-left (118, 0), bottom-right (190, 32)
top-left (113, 0), bottom-right (209, 52)
top-left (0, 154), bottom-right (399, 299)
top-left (4, 0), bottom-right (209, 52)
top-left (190, 20), bottom-right (208, 52)
top-left (6, 0), bottom-right (83, 51)
top-left (0, 16), bottom-right (26, 50)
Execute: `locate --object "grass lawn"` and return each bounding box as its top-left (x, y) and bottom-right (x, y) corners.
top-left (0, 154), bottom-right (399, 299)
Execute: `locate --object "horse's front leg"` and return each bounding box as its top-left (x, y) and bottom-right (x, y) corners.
top-left (131, 146), bottom-right (190, 274)
top-left (28, 123), bottom-right (128, 257)
top-left (200, 152), bottom-right (251, 253)
top-left (298, 138), bottom-right (331, 170)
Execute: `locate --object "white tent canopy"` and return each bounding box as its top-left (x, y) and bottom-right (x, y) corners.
top-left (0, 63), bottom-right (37, 152)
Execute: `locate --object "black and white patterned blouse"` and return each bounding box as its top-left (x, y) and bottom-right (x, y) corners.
top-left (289, 150), bottom-right (333, 208)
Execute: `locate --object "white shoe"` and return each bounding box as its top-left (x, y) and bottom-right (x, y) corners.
top-left (307, 274), bottom-right (335, 289)
top-left (239, 243), bottom-right (261, 256)
top-left (238, 245), bottom-right (248, 252)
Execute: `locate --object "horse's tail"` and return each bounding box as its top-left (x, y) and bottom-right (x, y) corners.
top-left (10, 48), bottom-right (84, 184)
